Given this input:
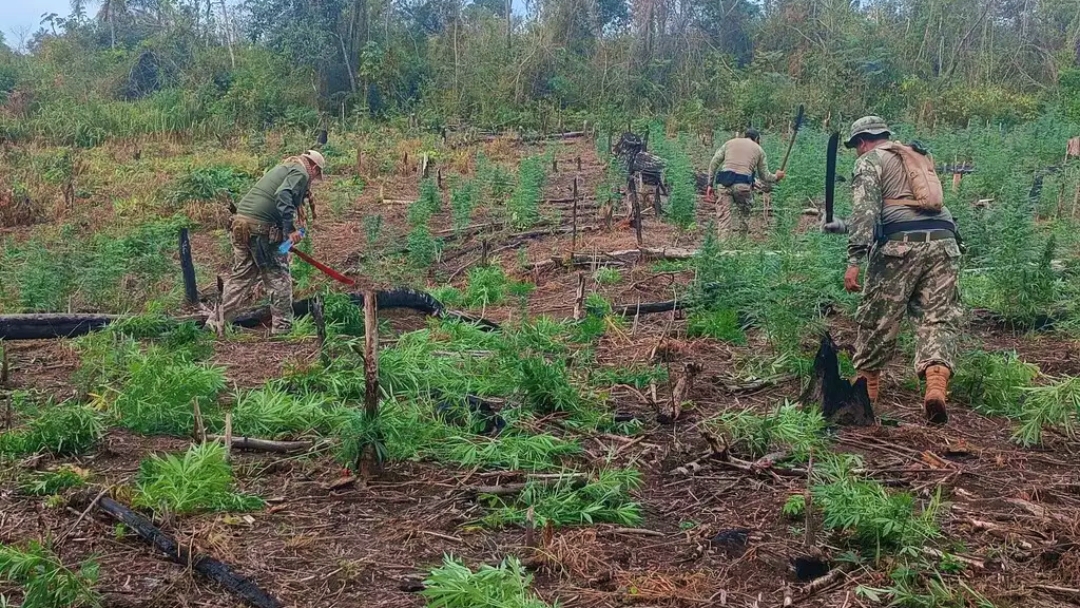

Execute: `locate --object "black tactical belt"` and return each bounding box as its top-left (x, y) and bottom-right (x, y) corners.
top-left (881, 219), bottom-right (955, 235)
top-left (715, 170), bottom-right (753, 186)
top-left (887, 229), bottom-right (955, 243)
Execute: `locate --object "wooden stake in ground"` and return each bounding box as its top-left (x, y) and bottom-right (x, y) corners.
top-left (573, 273), bottom-right (586, 321)
top-left (192, 398), bottom-right (206, 443)
top-left (223, 411), bottom-right (233, 463)
top-left (364, 291), bottom-right (379, 417)
top-left (179, 228), bottom-right (198, 308)
top-left (213, 276), bottom-right (226, 338)
top-left (361, 290), bottom-right (381, 479)
top-left (664, 362), bottom-right (701, 422)
top-left (311, 295), bottom-right (328, 366)
top-left (524, 506), bottom-right (536, 547)
top-left (629, 178), bottom-right (643, 248)
top-left (804, 450), bottom-right (815, 547)
top-left (571, 178), bottom-right (579, 256)
top-left (1, 342), bottom-right (8, 387)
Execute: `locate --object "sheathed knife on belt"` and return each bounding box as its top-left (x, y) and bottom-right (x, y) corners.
top-left (825, 130), bottom-right (839, 224)
top-left (778, 104), bottom-right (805, 173)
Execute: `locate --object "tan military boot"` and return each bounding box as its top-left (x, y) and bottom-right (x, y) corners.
top-left (923, 365), bottom-right (951, 425)
top-left (854, 370), bottom-right (880, 403)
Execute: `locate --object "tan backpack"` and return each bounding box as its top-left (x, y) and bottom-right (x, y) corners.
top-left (882, 142), bottom-right (944, 212)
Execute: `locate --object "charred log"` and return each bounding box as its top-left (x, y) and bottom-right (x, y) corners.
top-left (0, 289), bottom-right (498, 340)
top-left (612, 300), bottom-right (687, 317)
top-left (0, 314), bottom-right (121, 340)
top-left (76, 493), bottom-right (284, 608)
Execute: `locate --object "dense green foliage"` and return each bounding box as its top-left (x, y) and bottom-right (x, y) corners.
top-left (2, 0), bottom-right (1075, 136)
top-left (0, 217), bottom-right (190, 313)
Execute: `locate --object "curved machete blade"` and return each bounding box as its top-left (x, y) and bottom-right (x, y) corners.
top-left (825, 131), bottom-right (839, 224)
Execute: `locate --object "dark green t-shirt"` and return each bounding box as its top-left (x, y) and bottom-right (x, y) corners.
top-left (235, 162), bottom-right (310, 234)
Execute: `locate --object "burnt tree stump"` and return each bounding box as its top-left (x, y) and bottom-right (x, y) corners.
top-left (800, 332), bottom-right (874, 426)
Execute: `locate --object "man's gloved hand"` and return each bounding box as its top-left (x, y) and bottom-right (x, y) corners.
top-left (820, 217), bottom-right (848, 234)
top-left (844, 265), bottom-right (861, 293)
top-left (775, 170), bottom-right (786, 181)
top-left (705, 186), bottom-right (715, 203)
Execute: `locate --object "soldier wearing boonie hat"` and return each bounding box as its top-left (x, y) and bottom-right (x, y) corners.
top-left (823, 116), bottom-right (962, 424)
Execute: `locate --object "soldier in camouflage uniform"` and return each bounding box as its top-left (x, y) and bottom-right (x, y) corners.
top-left (706, 129), bottom-right (785, 239)
top-left (216, 150), bottom-right (326, 335)
top-left (822, 117), bottom-right (961, 424)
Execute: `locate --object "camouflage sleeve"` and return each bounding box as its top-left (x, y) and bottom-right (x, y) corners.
top-left (275, 166), bottom-right (310, 235)
top-left (846, 155), bottom-right (882, 266)
top-left (756, 149), bottom-right (778, 183)
top-left (708, 144), bottom-right (726, 184)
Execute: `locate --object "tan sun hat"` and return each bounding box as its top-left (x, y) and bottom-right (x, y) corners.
top-left (303, 150), bottom-right (326, 172)
top-left (844, 116), bottom-right (891, 149)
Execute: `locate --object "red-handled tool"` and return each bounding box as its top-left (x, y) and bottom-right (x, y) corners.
top-left (290, 248), bottom-right (356, 286)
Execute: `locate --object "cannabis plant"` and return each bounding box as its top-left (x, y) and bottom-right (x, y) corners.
top-left (0, 542), bottom-right (100, 608)
top-left (422, 555), bottom-right (550, 608)
top-left (134, 442), bottom-right (264, 515)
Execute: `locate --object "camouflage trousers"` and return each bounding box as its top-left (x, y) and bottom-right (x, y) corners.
top-left (853, 239), bottom-right (962, 377)
top-left (220, 218), bottom-right (293, 334)
top-left (716, 184), bottom-right (754, 239)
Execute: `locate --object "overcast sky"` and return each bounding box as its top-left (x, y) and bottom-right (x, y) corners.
top-left (3, 0), bottom-right (70, 47)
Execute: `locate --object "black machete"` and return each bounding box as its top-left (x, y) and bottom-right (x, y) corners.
top-left (779, 104), bottom-right (805, 172)
top-left (825, 131), bottom-right (839, 224)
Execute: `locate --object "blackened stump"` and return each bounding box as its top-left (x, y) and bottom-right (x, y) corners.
top-left (792, 554), bottom-right (831, 581)
top-left (800, 332), bottom-right (875, 426)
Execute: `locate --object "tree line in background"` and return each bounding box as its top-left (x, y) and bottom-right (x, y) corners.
top-left (3, 0), bottom-right (1080, 143)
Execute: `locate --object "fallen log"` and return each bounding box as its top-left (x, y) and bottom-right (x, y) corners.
top-left (522, 131), bottom-right (586, 142)
top-left (0, 288), bottom-right (498, 340)
top-left (207, 435), bottom-right (314, 454)
top-left (0, 313), bottom-right (121, 340)
top-left (77, 493), bottom-right (283, 608)
top-left (612, 300), bottom-right (686, 317)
